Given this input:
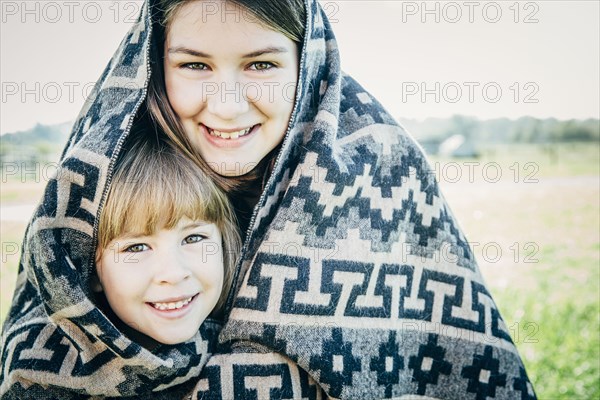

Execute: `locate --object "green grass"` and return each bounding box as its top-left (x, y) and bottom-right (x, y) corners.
top-left (497, 294), bottom-right (599, 399)
top-left (481, 142), bottom-right (599, 177)
top-left (492, 240), bottom-right (600, 399)
top-left (430, 142), bottom-right (600, 182)
top-left (0, 178), bottom-right (47, 203)
top-left (429, 142), bottom-right (599, 398)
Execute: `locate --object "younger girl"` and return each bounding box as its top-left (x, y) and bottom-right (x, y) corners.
top-left (94, 128), bottom-right (241, 349)
top-left (0, 128), bottom-right (241, 398)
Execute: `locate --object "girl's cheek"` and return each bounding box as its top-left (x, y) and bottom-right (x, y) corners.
top-left (243, 83), bottom-right (262, 102)
top-left (175, 86), bottom-right (203, 112)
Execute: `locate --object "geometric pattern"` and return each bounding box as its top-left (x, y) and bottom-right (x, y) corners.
top-left (0, 0), bottom-right (536, 399)
top-left (308, 328), bottom-right (362, 397)
top-left (193, 350), bottom-right (326, 400)
top-left (408, 334), bottom-right (453, 395)
top-left (369, 331), bottom-right (405, 397)
top-left (461, 346), bottom-right (507, 399)
top-left (513, 367), bottom-right (537, 400)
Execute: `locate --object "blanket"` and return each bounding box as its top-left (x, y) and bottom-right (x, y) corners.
top-left (1, 0), bottom-right (536, 399)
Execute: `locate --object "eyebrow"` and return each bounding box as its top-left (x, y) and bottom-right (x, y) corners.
top-left (167, 46), bottom-right (289, 59)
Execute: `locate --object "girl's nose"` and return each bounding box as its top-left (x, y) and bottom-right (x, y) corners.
top-left (206, 78), bottom-right (250, 120)
top-left (153, 250), bottom-right (191, 285)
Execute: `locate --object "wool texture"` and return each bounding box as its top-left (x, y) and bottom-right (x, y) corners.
top-left (0, 0), bottom-right (536, 399)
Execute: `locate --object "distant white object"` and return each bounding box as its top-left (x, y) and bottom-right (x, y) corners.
top-left (438, 134), bottom-right (479, 158)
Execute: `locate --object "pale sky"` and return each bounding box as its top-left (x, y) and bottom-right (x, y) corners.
top-left (1, 0), bottom-right (599, 134)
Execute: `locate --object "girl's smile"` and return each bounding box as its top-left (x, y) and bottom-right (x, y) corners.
top-left (201, 123), bottom-right (261, 150)
top-left (96, 218), bottom-right (224, 345)
top-left (205, 124), bottom-right (256, 139)
top-left (146, 293), bottom-right (199, 319)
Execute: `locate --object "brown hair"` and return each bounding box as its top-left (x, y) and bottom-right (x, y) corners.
top-left (145, 0), bottom-right (306, 192)
top-left (159, 0), bottom-right (305, 43)
top-left (97, 129), bottom-right (241, 312)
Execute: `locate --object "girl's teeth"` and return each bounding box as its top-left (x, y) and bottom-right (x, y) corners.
top-left (151, 296), bottom-right (193, 311)
top-left (209, 127), bottom-right (252, 139)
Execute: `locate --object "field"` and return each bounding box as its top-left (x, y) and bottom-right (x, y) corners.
top-left (1, 142), bottom-right (599, 398)
top-left (432, 143), bottom-right (599, 399)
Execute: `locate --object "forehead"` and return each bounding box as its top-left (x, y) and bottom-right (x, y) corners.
top-left (166, 1), bottom-right (292, 49)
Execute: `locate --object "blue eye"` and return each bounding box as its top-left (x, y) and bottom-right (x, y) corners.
top-left (249, 62), bottom-right (275, 71)
top-left (124, 243), bottom-right (149, 253)
top-left (182, 234), bottom-right (206, 245)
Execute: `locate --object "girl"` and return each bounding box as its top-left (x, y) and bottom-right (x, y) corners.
top-left (0, 129), bottom-right (241, 398)
top-left (2, 0), bottom-right (536, 398)
top-left (94, 129), bottom-right (241, 349)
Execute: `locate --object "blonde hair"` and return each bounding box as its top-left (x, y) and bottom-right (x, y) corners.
top-left (97, 129), bottom-right (241, 312)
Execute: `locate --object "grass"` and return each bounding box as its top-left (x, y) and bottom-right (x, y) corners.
top-left (429, 142), bottom-right (600, 184)
top-left (476, 142), bottom-right (600, 178)
top-left (1, 142), bottom-right (599, 398)
top-left (491, 236), bottom-right (600, 399)
top-left (435, 142), bottom-right (600, 399)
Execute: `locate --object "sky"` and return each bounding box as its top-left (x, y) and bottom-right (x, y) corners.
top-left (1, 0), bottom-right (599, 135)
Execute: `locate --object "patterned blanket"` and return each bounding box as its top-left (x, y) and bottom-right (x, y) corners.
top-left (1, 0), bottom-right (536, 399)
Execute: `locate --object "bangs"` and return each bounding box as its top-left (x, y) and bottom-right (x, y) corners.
top-left (98, 139), bottom-right (226, 250)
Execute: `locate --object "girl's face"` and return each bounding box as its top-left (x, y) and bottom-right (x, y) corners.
top-left (96, 218), bottom-right (223, 347)
top-left (164, 0), bottom-right (299, 177)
